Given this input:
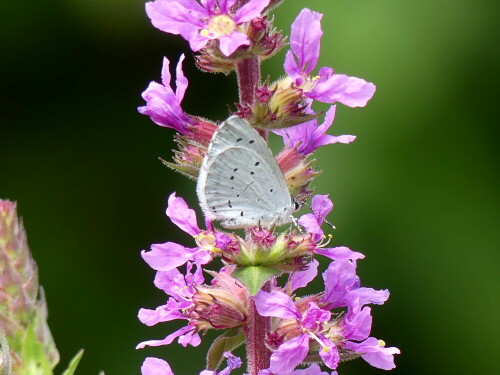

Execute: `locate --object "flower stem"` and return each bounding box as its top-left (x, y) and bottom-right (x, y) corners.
top-left (236, 56), bottom-right (266, 139)
top-left (244, 297), bottom-right (271, 375)
top-left (236, 57), bottom-right (260, 107)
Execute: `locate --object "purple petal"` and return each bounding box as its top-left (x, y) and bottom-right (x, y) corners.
top-left (290, 8), bottom-right (323, 74)
top-left (318, 336), bottom-right (340, 370)
top-left (298, 213), bottom-right (323, 241)
top-left (166, 192), bottom-right (200, 236)
top-left (348, 287), bottom-right (390, 314)
top-left (292, 364), bottom-right (331, 375)
top-left (175, 54), bottom-right (188, 102)
top-left (289, 259), bottom-right (319, 292)
top-left (160, 56), bottom-right (172, 88)
top-left (138, 303), bottom-right (184, 326)
top-left (315, 246), bottom-right (365, 261)
top-left (234, 0), bottom-right (271, 23)
top-left (254, 290), bottom-right (300, 319)
top-left (344, 337), bottom-right (400, 370)
top-left (141, 242), bottom-right (195, 271)
top-left (178, 328), bottom-right (201, 347)
top-left (270, 334), bottom-right (310, 374)
top-left (284, 50), bottom-right (301, 80)
top-left (321, 260), bottom-right (360, 308)
top-left (311, 195), bottom-right (333, 221)
top-left (146, 0), bottom-right (206, 40)
top-left (342, 306), bottom-right (372, 341)
top-left (217, 0), bottom-right (236, 13)
top-left (136, 325), bottom-right (199, 349)
top-left (187, 30), bottom-right (210, 51)
top-left (154, 268), bottom-right (187, 295)
top-left (141, 357), bottom-right (174, 375)
top-left (218, 352), bottom-right (243, 375)
top-left (219, 31), bottom-right (250, 56)
top-left (310, 71), bottom-right (376, 107)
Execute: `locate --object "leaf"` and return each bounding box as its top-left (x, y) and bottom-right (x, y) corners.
top-left (21, 320), bottom-right (53, 375)
top-left (206, 329), bottom-right (245, 371)
top-left (232, 266), bottom-right (280, 295)
top-left (61, 349), bottom-right (84, 375)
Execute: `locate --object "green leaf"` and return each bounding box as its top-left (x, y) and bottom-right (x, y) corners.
top-left (21, 320), bottom-right (53, 375)
top-left (61, 349), bottom-right (84, 375)
top-left (206, 329), bottom-right (245, 371)
top-left (232, 266), bottom-right (280, 295)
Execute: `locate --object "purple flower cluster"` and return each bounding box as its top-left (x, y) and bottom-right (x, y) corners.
top-left (137, 2), bottom-right (398, 375)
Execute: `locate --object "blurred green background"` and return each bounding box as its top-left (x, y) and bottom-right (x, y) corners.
top-left (1, 0), bottom-right (499, 374)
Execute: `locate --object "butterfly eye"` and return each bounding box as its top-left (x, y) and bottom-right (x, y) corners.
top-left (293, 199), bottom-right (302, 211)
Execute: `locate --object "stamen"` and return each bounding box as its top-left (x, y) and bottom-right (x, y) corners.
top-left (308, 331), bottom-right (329, 352)
top-left (317, 234), bottom-right (333, 248)
top-left (378, 339), bottom-right (386, 347)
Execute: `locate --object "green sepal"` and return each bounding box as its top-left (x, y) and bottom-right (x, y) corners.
top-left (61, 349), bottom-right (84, 375)
top-left (253, 113), bottom-right (320, 130)
top-left (21, 320), bottom-right (53, 375)
top-left (232, 266), bottom-right (280, 295)
top-left (159, 157), bottom-right (199, 180)
top-left (206, 329), bottom-right (245, 371)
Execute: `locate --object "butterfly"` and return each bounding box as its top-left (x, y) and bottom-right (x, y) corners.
top-left (197, 116), bottom-right (297, 229)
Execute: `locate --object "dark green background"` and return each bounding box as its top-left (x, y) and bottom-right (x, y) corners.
top-left (1, 0), bottom-right (498, 374)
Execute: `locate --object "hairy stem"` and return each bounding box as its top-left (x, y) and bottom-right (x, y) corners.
top-left (244, 297), bottom-right (271, 375)
top-left (236, 57), bottom-right (261, 107)
top-left (236, 57), bottom-right (266, 139)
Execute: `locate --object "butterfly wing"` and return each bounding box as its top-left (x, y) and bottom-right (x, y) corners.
top-left (197, 116), bottom-right (293, 228)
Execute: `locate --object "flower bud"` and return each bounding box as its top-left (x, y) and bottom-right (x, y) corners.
top-left (0, 200), bottom-right (59, 373)
top-left (191, 271), bottom-right (248, 330)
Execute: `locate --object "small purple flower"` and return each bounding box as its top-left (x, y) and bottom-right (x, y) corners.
top-left (275, 104), bottom-right (355, 156)
top-left (255, 291), bottom-right (341, 372)
top-left (141, 193), bottom-right (213, 272)
top-left (146, 0), bottom-right (271, 56)
top-left (285, 9), bottom-right (376, 107)
top-left (138, 55), bottom-right (191, 133)
top-left (321, 259), bottom-right (389, 314)
top-left (299, 195), bottom-right (364, 261)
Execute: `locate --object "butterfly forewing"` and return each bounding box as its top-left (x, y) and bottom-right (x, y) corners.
top-left (197, 116), bottom-right (293, 228)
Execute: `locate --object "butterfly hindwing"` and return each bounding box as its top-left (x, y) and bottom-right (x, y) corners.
top-left (197, 116), bottom-right (293, 228)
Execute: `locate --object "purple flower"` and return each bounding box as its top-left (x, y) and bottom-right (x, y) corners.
top-left (285, 9), bottom-right (375, 107)
top-left (146, 0), bottom-right (271, 56)
top-left (275, 104), bottom-right (355, 156)
top-left (299, 195), bottom-right (364, 261)
top-left (255, 291), bottom-right (341, 372)
top-left (138, 262), bottom-right (202, 326)
top-left (138, 55), bottom-right (191, 133)
top-left (141, 193), bottom-right (213, 272)
top-left (299, 194), bottom-right (334, 242)
top-left (321, 259), bottom-right (389, 314)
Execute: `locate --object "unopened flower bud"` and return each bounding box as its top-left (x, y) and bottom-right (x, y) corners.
top-left (192, 271), bottom-right (248, 330)
top-left (0, 201), bottom-right (59, 373)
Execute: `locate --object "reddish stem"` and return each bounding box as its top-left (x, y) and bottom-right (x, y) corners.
top-left (236, 57), bottom-right (266, 139)
top-left (244, 297), bottom-right (271, 375)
